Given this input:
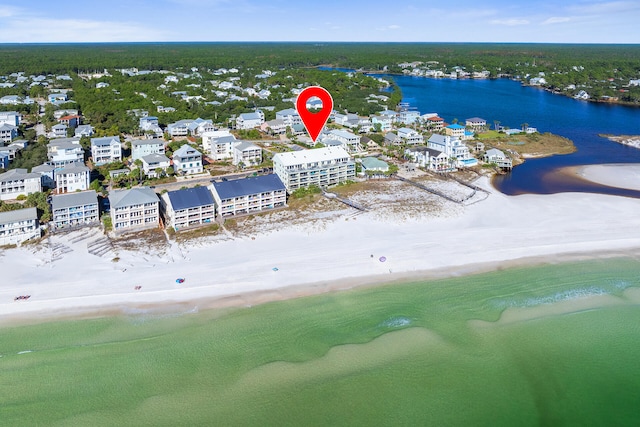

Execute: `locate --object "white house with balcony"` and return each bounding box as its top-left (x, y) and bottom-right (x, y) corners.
top-left (275, 108), bottom-right (302, 127)
top-left (371, 115), bottom-right (393, 132)
top-left (54, 162), bottom-right (90, 193)
top-left (465, 117), bottom-right (487, 130)
top-left (427, 134), bottom-right (477, 168)
top-left (109, 187), bottom-right (160, 233)
top-left (202, 131), bottom-right (237, 161)
top-left (172, 144), bottom-right (203, 175)
top-left (141, 153), bottom-right (171, 178)
top-left (0, 207), bottom-right (40, 246)
top-left (0, 123), bottom-right (17, 143)
top-left (51, 190), bottom-right (99, 229)
top-left (210, 174), bottom-right (286, 218)
top-left (131, 138), bottom-right (165, 161)
top-left (398, 110), bottom-right (420, 125)
top-left (272, 146), bottom-right (356, 192)
top-left (232, 141), bottom-right (262, 167)
top-left (74, 124), bottom-right (95, 138)
top-left (47, 138), bottom-right (84, 168)
top-left (405, 146), bottom-right (451, 172)
top-left (261, 119), bottom-right (287, 135)
top-left (91, 136), bottom-right (122, 165)
top-left (397, 128), bottom-right (424, 145)
top-left (236, 111), bottom-right (265, 130)
top-left (0, 111), bottom-right (20, 127)
top-left (483, 148), bottom-right (512, 169)
top-left (0, 169), bottom-right (42, 200)
top-left (326, 129), bottom-right (363, 154)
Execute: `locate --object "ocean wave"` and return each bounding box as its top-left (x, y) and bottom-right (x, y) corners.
top-left (492, 286), bottom-right (609, 309)
top-left (379, 316), bottom-right (412, 328)
top-left (125, 305), bottom-right (199, 324)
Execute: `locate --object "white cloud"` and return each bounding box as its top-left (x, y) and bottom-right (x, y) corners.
top-left (490, 18), bottom-right (529, 26)
top-left (0, 5), bottom-right (20, 17)
top-left (0, 18), bottom-right (172, 43)
top-left (542, 17), bottom-right (571, 25)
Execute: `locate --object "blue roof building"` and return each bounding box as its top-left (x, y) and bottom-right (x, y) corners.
top-left (161, 186), bottom-right (215, 231)
top-left (210, 174), bottom-right (286, 218)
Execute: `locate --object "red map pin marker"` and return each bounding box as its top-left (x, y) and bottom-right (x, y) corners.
top-left (296, 86), bottom-right (333, 143)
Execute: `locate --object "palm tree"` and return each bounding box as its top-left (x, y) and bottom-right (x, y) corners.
top-left (521, 122), bottom-right (529, 133)
top-left (494, 120), bottom-right (501, 131)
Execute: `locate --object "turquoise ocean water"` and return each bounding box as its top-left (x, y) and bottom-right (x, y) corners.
top-left (1, 257), bottom-right (639, 425)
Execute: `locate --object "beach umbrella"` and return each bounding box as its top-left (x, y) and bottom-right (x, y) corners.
top-left (379, 256), bottom-right (386, 262)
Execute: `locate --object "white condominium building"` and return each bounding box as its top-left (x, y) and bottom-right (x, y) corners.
top-left (109, 187), bottom-right (160, 232)
top-left (272, 146), bottom-right (356, 192)
top-left (0, 207), bottom-right (40, 245)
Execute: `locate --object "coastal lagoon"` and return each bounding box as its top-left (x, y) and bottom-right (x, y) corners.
top-left (381, 74), bottom-right (640, 195)
top-left (2, 258), bottom-right (639, 425)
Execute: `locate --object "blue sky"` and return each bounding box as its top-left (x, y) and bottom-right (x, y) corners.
top-left (0, 0), bottom-right (638, 43)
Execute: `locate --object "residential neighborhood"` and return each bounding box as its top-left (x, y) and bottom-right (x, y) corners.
top-left (0, 63), bottom-right (539, 247)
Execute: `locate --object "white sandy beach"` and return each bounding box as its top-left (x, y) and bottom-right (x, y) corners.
top-left (2, 172), bottom-right (640, 325)
top-left (575, 163), bottom-right (640, 191)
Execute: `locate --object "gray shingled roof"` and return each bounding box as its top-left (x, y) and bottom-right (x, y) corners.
top-left (0, 207), bottom-right (37, 225)
top-left (51, 190), bottom-right (98, 210)
top-left (109, 187), bottom-right (159, 209)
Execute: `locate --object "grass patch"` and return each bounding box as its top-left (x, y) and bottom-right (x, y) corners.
top-left (173, 223), bottom-right (221, 242)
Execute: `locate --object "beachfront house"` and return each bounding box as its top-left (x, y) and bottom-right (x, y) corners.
top-left (445, 124), bottom-right (466, 139)
top-left (131, 138), bottom-right (165, 161)
top-left (141, 153), bottom-right (171, 178)
top-left (232, 141), bottom-right (262, 167)
top-left (426, 116), bottom-right (445, 131)
top-left (47, 138), bottom-right (85, 167)
top-left (54, 162), bottom-right (90, 193)
top-left (109, 187), bottom-right (160, 233)
top-left (272, 146), bottom-right (356, 192)
top-left (91, 136), bottom-right (122, 166)
top-left (160, 186), bottom-right (216, 231)
top-left (398, 110), bottom-right (420, 125)
top-left (51, 190), bottom-right (99, 230)
top-left (0, 207), bottom-right (40, 246)
top-left (427, 134), bottom-right (477, 168)
top-left (483, 148), bottom-right (512, 169)
top-left (172, 144), bottom-right (203, 175)
top-left (0, 168), bottom-right (42, 201)
top-left (360, 157), bottom-right (390, 177)
top-left (465, 117), bottom-right (487, 130)
top-left (405, 146), bottom-right (450, 172)
top-left (210, 174), bottom-right (287, 218)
